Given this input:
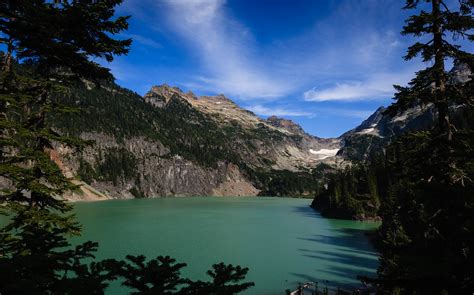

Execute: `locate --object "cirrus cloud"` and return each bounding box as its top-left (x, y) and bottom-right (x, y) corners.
top-left (245, 104), bottom-right (313, 117)
top-left (160, 0), bottom-right (294, 100)
top-left (303, 71), bottom-right (415, 102)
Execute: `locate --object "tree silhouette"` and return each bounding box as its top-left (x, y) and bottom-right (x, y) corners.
top-left (0, 0), bottom-right (130, 293)
top-left (181, 263), bottom-right (255, 295)
top-left (0, 2), bottom-right (254, 294)
top-left (387, 0), bottom-right (473, 141)
top-left (373, 1), bottom-right (474, 294)
top-left (115, 257), bottom-right (255, 295)
top-left (118, 255), bottom-right (188, 295)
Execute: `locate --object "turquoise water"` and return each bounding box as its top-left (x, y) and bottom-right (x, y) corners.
top-left (73, 197), bottom-right (379, 294)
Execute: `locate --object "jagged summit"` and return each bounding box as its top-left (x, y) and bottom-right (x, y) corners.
top-left (148, 84), bottom-right (183, 96)
top-left (140, 84), bottom-right (342, 168)
top-left (266, 116), bottom-right (305, 135)
top-left (338, 63), bottom-right (472, 161)
top-left (144, 84), bottom-right (196, 108)
top-left (142, 85), bottom-right (323, 138)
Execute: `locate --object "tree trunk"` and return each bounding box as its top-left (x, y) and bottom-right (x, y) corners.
top-left (1, 38), bottom-right (13, 74)
top-left (432, 0), bottom-right (452, 141)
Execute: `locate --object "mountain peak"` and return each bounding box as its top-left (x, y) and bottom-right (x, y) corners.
top-left (147, 84), bottom-right (183, 97)
top-left (144, 84), bottom-right (195, 108)
top-left (266, 116), bottom-right (304, 134)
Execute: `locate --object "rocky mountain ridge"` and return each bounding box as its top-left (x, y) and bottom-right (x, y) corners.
top-left (338, 62), bottom-right (472, 161)
top-left (48, 82), bottom-right (341, 200)
top-left (41, 62), bottom-right (471, 200)
top-left (143, 84), bottom-right (342, 168)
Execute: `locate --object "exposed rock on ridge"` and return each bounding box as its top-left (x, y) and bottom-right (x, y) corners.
top-left (145, 84), bottom-right (342, 170)
top-left (338, 62), bottom-right (472, 161)
top-left (47, 82), bottom-right (342, 200)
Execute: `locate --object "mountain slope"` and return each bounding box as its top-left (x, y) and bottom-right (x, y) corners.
top-left (47, 62), bottom-right (471, 200)
top-left (144, 85), bottom-right (341, 169)
top-left (50, 82), bottom-right (339, 199)
top-left (338, 62), bottom-right (473, 161)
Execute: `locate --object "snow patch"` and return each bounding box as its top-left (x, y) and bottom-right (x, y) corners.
top-left (357, 127), bottom-right (375, 134)
top-left (309, 148), bottom-right (339, 159)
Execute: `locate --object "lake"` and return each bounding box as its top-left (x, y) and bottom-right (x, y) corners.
top-left (73, 197), bottom-right (379, 294)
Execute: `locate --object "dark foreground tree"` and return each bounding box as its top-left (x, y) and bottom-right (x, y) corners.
top-left (0, 0), bottom-right (131, 292)
top-left (117, 255), bottom-right (188, 294)
top-left (373, 1), bottom-right (474, 294)
top-left (387, 0), bottom-right (473, 141)
top-left (118, 257), bottom-right (255, 295)
top-left (0, 204), bottom-right (118, 294)
top-left (0, 1), bottom-right (254, 294)
top-left (195, 262), bottom-right (255, 295)
top-left (373, 130), bottom-right (474, 294)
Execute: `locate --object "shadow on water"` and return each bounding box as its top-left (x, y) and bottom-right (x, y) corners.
top-left (298, 249), bottom-right (377, 270)
top-left (292, 204), bottom-right (324, 219)
top-left (297, 229), bottom-right (377, 255)
top-left (291, 205), bottom-right (380, 291)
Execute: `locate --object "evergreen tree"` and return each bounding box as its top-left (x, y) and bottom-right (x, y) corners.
top-left (117, 255), bottom-right (188, 295)
top-left (203, 263), bottom-right (255, 294)
top-left (374, 1), bottom-right (474, 294)
top-left (182, 263), bottom-right (255, 295)
top-left (0, 2), bottom-right (254, 294)
top-left (0, 0), bottom-right (131, 293)
top-left (387, 0), bottom-right (473, 140)
top-left (116, 257), bottom-right (255, 295)
top-left (0, 0), bottom-right (131, 80)
top-left (311, 160), bottom-right (387, 221)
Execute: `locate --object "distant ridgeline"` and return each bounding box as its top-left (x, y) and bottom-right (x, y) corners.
top-left (45, 62), bottom-right (472, 204)
top-left (311, 62), bottom-right (474, 220)
top-left (49, 80), bottom-right (341, 200)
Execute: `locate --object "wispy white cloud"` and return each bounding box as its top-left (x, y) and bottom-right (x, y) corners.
top-left (304, 82), bottom-right (392, 102)
top-left (159, 0), bottom-right (417, 102)
top-left (115, 0), bottom-right (421, 104)
top-left (321, 108), bottom-right (374, 119)
top-left (160, 0), bottom-right (293, 100)
top-left (244, 104), bottom-right (373, 120)
top-left (303, 72), bottom-right (414, 102)
top-left (245, 104), bottom-right (313, 117)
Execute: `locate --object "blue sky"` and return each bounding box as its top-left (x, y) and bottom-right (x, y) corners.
top-left (106, 0), bottom-right (472, 138)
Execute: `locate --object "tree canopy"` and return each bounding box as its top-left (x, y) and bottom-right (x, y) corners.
top-left (0, 1), bottom-right (255, 294)
top-left (387, 0), bottom-right (473, 141)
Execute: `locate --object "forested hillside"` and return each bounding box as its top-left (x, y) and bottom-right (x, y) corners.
top-left (311, 0), bottom-right (474, 293)
top-left (312, 62), bottom-right (473, 220)
top-left (0, 1), bottom-right (255, 293)
top-left (46, 81), bottom-right (336, 199)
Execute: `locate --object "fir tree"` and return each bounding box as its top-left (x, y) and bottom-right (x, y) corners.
top-left (117, 255), bottom-right (188, 295)
top-left (0, 2), bottom-right (254, 294)
top-left (115, 257), bottom-right (255, 295)
top-left (0, 0), bottom-right (131, 293)
top-left (387, 0), bottom-right (473, 140)
top-left (181, 263), bottom-right (255, 295)
top-left (374, 1), bottom-right (474, 294)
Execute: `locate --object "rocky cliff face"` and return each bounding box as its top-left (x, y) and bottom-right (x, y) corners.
top-left (44, 62), bottom-right (471, 200)
top-left (144, 84), bottom-right (341, 170)
top-left (338, 62), bottom-right (473, 161)
top-left (50, 82), bottom-right (340, 200)
top-left (337, 104), bottom-right (438, 161)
